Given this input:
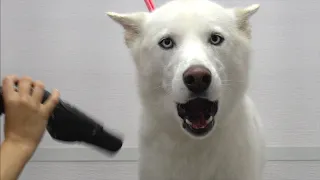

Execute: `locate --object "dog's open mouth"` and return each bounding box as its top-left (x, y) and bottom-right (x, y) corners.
top-left (177, 98), bottom-right (218, 137)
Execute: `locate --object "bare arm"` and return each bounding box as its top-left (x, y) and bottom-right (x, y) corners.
top-left (0, 140), bottom-right (35, 180)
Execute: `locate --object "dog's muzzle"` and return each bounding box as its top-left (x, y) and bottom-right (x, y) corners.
top-left (175, 65), bottom-right (219, 136)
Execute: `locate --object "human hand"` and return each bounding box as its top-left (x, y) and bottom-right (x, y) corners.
top-left (2, 75), bottom-right (60, 152)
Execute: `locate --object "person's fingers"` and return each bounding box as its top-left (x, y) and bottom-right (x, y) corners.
top-left (32, 80), bottom-right (45, 105)
top-left (18, 76), bottom-right (33, 98)
top-left (2, 75), bottom-right (19, 101)
top-left (42, 89), bottom-right (60, 116)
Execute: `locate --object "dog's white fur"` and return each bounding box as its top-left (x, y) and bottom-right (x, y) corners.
top-left (107, 0), bottom-right (265, 179)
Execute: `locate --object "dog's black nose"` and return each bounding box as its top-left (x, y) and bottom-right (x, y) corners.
top-left (183, 65), bottom-right (212, 94)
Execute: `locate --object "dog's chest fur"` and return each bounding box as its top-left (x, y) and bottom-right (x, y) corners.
top-left (138, 96), bottom-right (265, 180)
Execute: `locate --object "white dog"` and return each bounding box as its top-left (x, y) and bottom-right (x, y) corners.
top-left (107, 0), bottom-right (265, 179)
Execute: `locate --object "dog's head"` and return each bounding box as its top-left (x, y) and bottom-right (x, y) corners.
top-left (107, 0), bottom-right (259, 138)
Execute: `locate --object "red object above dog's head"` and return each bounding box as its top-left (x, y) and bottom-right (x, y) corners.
top-left (144, 0), bottom-right (155, 11)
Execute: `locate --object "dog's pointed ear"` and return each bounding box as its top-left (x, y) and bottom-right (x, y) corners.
top-left (106, 12), bottom-right (148, 46)
top-left (233, 4), bottom-right (260, 38)
top-left (236, 4), bottom-right (260, 20)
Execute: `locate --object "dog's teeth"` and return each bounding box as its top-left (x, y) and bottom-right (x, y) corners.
top-left (185, 119), bottom-right (192, 125)
top-left (206, 116), bottom-right (213, 123)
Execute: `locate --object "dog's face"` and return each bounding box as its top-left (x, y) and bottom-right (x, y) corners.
top-left (108, 0), bottom-right (259, 138)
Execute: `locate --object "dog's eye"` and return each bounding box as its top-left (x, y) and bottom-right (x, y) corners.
top-left (209, 33), bottom-right (224, 46)
top-left (159, 37), bottom-right (175, 49)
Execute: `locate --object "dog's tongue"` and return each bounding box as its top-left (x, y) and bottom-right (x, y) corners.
top-left (184, 98), bottom-right (213, 128)
top-left (191, 113), bottom-right (207, 128)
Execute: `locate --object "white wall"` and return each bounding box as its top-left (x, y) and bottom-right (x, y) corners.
top-left (1, 0), bottom-right (320, 179)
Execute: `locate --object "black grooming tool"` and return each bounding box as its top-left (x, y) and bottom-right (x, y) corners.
top-left (0, 86), bottom-right (123, 154)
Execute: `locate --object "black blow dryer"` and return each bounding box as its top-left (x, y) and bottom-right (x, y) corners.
top-left (0, 87), bottom-right (123, 155)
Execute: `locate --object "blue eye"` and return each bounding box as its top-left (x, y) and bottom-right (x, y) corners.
top-left (209, 33), bottom-right (224, 46)
top-left (159, 37), bottom-right (175, 49)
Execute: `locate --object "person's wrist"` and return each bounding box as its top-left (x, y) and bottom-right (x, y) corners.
top-left (0, 138), bottom-right (37, 179)
top-left (2, 139), bottom-right (38, 158)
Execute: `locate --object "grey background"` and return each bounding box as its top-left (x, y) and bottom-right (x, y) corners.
top-left (1, 0), bottom-right (320, 179)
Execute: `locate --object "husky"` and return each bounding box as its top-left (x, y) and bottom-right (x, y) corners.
top-left (107, 0), bottom-right (265, 179)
